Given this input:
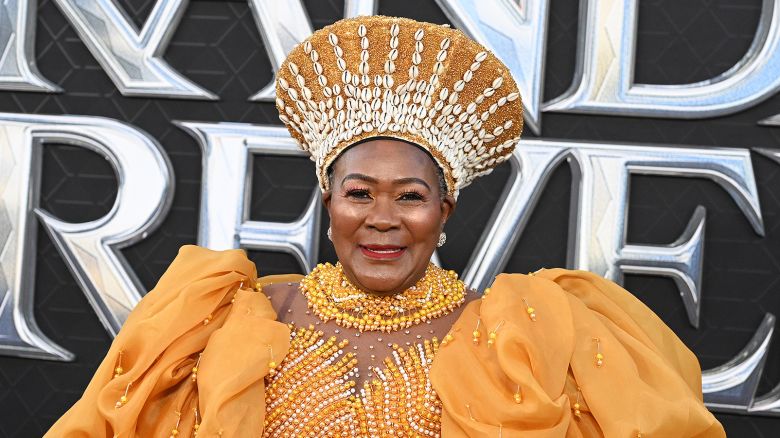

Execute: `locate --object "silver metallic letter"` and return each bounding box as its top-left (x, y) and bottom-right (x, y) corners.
top-left (0, 113), bottom-right (172, 360)
top-left (247, 0), bottom-right (315, 102)
top-left (248, 0), bottom-right (381, 102)
top-left (465, 140), bottom-right (763, 330)
top-left (703, 313), bottom-right (775, 414)
top-left (545, 0), bottom-right (780, 118)
top-left (344, 0), bottom-right (378, 18)
top-left (569, 142), bottom-right (763, 328)
top-left (435, 0), bottom-right (549, 134)
top-left (52, 0), bottom-right (216, 99)
top-left (0, 0), bottom-right (61, 92)
top-left (462, 142), bottom-right (569, 289)
top-left (177, 122), bottom-right (321, 272)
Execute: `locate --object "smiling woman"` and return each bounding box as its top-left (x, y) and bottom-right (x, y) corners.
top-left (46, 15), bottom-right (725, 438)
top-left (325, 139), bottom-right (455, 295)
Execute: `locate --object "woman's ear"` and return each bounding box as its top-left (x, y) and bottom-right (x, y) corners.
top-left (322, 190), bottom-right (332, 211)
top-left (440, 195), bottom-right (456, 228)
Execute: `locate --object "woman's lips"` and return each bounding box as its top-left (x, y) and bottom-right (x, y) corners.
top-left (360, 244), bottom-right (406, 260)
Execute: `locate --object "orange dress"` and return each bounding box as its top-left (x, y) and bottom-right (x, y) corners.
top-left (45, 245), bottom-right (725, 437)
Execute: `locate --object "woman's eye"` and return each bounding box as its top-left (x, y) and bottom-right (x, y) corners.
top-left (399, 192), bottom-right (424, 201)
top-left (346, 189), bottom-right (371, 199)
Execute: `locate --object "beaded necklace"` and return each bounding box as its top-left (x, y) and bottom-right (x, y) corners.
top-left (300, 262), bottom-right (466, 332)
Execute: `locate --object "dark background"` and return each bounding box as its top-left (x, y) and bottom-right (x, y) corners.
top-left (0, 0), bottom-right (779, 435)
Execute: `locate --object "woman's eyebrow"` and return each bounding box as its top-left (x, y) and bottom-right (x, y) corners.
top-left (341, 173), bottom-right (377, 186)
top-left (393, 177), bottom-right (431, 190)
top-left (341, 174), bottom-right (431, 190)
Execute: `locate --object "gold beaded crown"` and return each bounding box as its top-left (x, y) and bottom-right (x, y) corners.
top-left (275, 16), bottom-right (523, 198)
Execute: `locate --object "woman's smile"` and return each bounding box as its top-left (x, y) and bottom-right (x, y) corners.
top-left (359, 244), bottom-right (408, 260)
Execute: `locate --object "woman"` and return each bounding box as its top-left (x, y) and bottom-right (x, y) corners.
top-left (46, 16), bottom-right (725, 437)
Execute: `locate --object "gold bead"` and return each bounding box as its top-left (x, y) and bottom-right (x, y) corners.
top-left (114, 366), bottom-right (123, 375)
top-left (513, 393), bottom-right (522, 403)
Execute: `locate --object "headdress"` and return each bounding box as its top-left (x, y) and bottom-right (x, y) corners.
top-left (275, 16), bottom-right (523, 198)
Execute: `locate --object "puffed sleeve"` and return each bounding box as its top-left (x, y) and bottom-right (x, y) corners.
top-left (45, 245), bottom-right (291, 438)
top-left (430, 269), bottom-right (725, 437)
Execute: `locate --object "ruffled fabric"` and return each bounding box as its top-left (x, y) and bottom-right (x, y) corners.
top-left (45, 245), bottom-right (291, 438)
top-left (431, 269), bottom-right (725, 437)
top-left (47, 247), bottom-right (724, 437)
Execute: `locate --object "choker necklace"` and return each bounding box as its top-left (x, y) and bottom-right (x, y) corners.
top-left (300, 262), bottom-right (467, 332)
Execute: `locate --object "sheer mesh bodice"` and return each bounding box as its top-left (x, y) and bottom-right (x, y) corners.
top-left (262, 282), bottom-right (478, 436)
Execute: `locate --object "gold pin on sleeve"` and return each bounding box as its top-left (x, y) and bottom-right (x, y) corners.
top-left (190, 352), bottom-right (202, 383)
top-left (572, 386), bottom-right (582, 418)
top-left (593, 338), bottom-right (604, 367)
top-left (193, 407), bottom-right (201, 436)
top-left (113, 350), bottom-right (124, 378)
top-left (267, 344), bottom-right (279, 377)
top-left (114, 382), bottom-right (132, 408)
top-left (168, 410), bottom-right (181, 438)
top-left (522, 298), bottom-right (536, 321)
top-left (487, 320), bottom-right (505, 348)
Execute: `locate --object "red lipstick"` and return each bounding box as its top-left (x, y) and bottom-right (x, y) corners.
top-left (360, 244), bottom-right (406, 260)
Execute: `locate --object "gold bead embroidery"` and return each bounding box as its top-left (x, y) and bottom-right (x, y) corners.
top-left (263, 326), bottom-right (442, 437)
top-left (301, 262), bottom-right (466, 332)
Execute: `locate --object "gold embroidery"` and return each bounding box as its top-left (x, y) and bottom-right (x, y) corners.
top-left (263, 326), bottom-right (442, 437)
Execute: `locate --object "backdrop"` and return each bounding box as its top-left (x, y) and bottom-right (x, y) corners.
top-left (1, 0), bottom-right (779, 436)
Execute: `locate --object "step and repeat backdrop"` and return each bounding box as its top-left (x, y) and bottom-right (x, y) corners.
top-left (1, 0), bottom-right (780, 435)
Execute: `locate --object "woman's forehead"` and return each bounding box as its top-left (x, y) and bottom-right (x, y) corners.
top-left (333, 139), bottom-right (440, 180)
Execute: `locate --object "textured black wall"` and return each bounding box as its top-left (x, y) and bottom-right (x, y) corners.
top-left (0, 0), bottom-right (779, 436)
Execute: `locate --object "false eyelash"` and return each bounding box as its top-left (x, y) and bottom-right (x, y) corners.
top-left (343, 187), bottom-right (371, 198)
top-left (399, 191), bottom-right (425, 201)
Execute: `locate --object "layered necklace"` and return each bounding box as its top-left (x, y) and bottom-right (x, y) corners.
top-left (300, 262), bottom-right (466, 332)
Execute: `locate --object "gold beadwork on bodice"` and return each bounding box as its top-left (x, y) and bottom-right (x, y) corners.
top-left (263, 325), bottom-right (442, 437)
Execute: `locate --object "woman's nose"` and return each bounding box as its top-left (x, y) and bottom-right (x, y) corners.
top-left (365, 197), bottom-right (400, 231)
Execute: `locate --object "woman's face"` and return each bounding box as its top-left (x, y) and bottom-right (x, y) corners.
top-left (323, 139), bottom-right (456, 295)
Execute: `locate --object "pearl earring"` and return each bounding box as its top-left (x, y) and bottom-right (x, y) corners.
top-left (437, 232), bottom-right (446, 247)
top-left (327, 227), bottom-right (332, 241)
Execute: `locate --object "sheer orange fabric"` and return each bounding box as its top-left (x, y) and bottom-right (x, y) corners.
top-left (432, 270), bottom-right (724, 437)
top-left (46, 246), bottom-right (724, 437)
